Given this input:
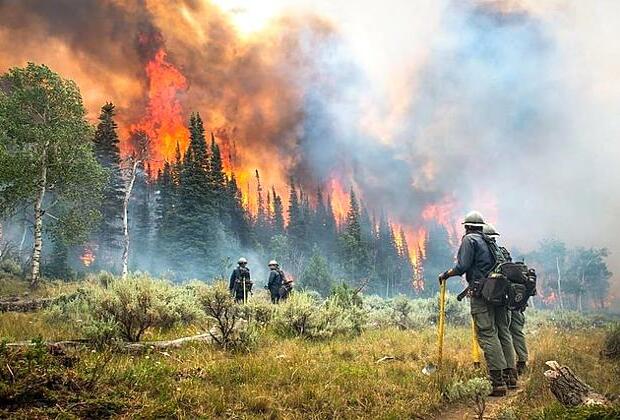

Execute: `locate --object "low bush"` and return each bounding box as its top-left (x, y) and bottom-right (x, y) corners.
top-left (446, 377), bottom-right (492, 420)
top-left (0, 258), bottom-right (21, 276)
top-left (84, 274), bottom-right (201, 342)
top-left (273, 291), bottom-right (364, 340)
top-left (192, 281), bottom-right (258, 351)
top-left (601, 322), bottom-right (620, 359)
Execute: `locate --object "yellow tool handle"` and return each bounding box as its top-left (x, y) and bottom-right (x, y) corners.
top-left (471, 317), bottom-right (481, 363)
top-left (437, 280), bottom-right (447, 368)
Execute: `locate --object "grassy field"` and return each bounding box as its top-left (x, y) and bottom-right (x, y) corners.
top-left (1, 276), bottom-right (619, 419)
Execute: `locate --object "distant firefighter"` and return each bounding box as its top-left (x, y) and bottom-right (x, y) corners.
top-left (229, 257), bottom-right (252, 303)
top-left (267, 260), bottom-right (292, 303)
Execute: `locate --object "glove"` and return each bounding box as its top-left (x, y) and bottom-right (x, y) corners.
top-left (438, 269), bottom-right (454, 284)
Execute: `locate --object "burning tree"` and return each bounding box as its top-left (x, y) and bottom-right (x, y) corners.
top-left (0, 63), bottom-right (104, 287)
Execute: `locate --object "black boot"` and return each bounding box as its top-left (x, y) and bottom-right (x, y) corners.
top-left (517, 361), bottom-right (527, 376)
top-left (503, 368), bottom-right (518, 389)
top-left (489, 370), bottom-right (507, 396)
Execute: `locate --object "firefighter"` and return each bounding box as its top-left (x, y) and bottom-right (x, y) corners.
top-left (229, 257), bottom-right (252, 303)
top-left (483, 224), bottom-right (529, 377)
top-left (438, 211), bottom-right (513, 396)
top-left (267, 260), bottom-right (284, 303)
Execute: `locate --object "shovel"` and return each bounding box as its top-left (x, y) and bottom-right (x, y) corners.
top-left (423, 279), bottom-right (447, 375)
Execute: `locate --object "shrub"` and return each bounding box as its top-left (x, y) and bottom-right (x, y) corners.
top-left (273, 291), bottom-right (364, 340)
top-left (192, 281), bottom-right (250, 350)
top-left (0, 258), bottom-right (21, 276)
top-left (446, 377), bottom-right (492, 420)
top-left (241, 293), bottom-right (275, 326)
top-left (84, 274), bottom-right (201, 342)
top-left (601, 322), bottom-right (620, 359)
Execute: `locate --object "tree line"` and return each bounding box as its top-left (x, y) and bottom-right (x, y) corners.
top-left (0, 64), bottom-right (613, 309)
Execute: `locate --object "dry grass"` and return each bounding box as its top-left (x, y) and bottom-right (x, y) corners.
top-left (1, 278), bottom-right (618, 419)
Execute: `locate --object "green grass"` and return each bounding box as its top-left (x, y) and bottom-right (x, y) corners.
top-left (1, 278), bottom-right (619, 419)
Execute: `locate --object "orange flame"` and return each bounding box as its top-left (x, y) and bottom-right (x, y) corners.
top-left (542, 291), bottom-right (558, 305)
top-left (80, 247), bottom-right (95, 267)
top-left (326, 178), bottom-right (349, 224)
top-left (126, 48), bottom-right (189, 172)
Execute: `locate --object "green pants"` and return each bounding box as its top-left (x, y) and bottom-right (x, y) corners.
top-left (509, 309), bottom-right (528, 363)
top-left (470, 297), bottom-right (516, 371)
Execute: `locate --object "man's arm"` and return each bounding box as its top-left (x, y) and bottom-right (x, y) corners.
top-left (439, 236), bottom-right (474, 282)
top-left (229, 269), bottom-right (237, 291)
top-left (268, 271), bottom-right (276, 288)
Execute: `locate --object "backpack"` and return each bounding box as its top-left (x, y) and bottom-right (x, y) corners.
top-left (479, 234), bottom-right (537, 309)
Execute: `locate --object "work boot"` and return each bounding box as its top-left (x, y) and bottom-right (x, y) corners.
top-left (489, 370), bottom-right (507, 397)
top-left (517, 361), bottom-right (527, 376)
top-left (503, 368), bottom-right (518, 389)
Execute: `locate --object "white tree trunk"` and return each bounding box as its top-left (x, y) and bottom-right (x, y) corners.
top-left (556, 256), bottom-right (564, 310)
top-left (31, 147), bottom-right (48, 288)
top-left (121, 159), bottom-right (140, 279)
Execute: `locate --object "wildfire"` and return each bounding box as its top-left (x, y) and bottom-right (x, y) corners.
top-left (422, 196), bottom-right (459, 245)
top-left (542, 291), bottom-right (558, 305)
top-left (80, 247), bottom-right (95, 267)
top-left (127, 48), bottom-right (189, 172)
top-left (326, 179), bottom-right (350, 224)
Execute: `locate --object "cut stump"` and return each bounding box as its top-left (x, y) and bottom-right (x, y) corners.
top-left (543, 360), bottom-right (610, 407)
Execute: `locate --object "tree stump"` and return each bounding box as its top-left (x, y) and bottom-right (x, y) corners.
top-left (543, 361), bottom-right (611, 407)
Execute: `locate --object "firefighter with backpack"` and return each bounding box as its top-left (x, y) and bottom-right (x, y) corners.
top-left (438, 211), bottom-right (515, 396)
top-left (267, 260), bottom-right (293, 303)
top-left (229, 257), bottom-right (252, 303)
top-left (483, 223), bottom-right (536, 376)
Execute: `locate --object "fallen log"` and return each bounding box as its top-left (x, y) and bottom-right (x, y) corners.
top-left (544, 361), bottom-right (611, 407)
top-left (0, 291), bottom-right (80, 313)
top-left (4, 333), bottom-right (212, 352)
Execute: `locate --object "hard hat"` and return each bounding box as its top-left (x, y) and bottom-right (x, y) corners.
top-left (483, 224), bottom-right (500, 236)
top-left (238, 257), bottom-right (248, 264)
top-left (462, 211), bottom-right (486, 227)
top-left (268, 260), bottom-right (278, 266)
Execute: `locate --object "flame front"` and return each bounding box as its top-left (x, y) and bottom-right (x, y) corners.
top-left (127, 48), bottom-right (189, 171)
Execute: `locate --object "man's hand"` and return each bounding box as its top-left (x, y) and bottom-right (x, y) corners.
top-left (438, 270), bottom-right (451, 285)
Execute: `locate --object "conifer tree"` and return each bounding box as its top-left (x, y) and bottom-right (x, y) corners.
top-left (340, 189), bottom-right (369, 283)
top-left (287, 180), bottom-right (304, 243)
top-left (424, 222), bottom-right (454, 296)
top-left (92, 102), bottom-right (124, 270)
top-left (272, 187), bottom-right (285, 236)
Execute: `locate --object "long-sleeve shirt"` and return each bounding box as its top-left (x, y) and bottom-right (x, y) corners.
top-left (229, 266), bottom-right (250, 291)
top-left (452, 232), bottom-right (495, 284)
top-left (267, 269), bottom-right (283, 291)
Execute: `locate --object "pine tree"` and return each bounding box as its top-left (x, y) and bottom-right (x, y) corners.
top-left (287, 180), bottom-right (303, 243)
top-left (92, 102), bottom-right (124, 271)
top-left (339, 189), bottom-right (369, 283)
top-left (424, 222), bottom-right (454, 296)
top-left (272, 186), bottom-right (285, 236)
top-left (398, 228), bottom-right (414, 293)
top-left (225, 173), bottom-right (252, 247)
top-left (254, 170), bottom-right (269, 243)
top-left (175, 113), bottom-right (218, 277)
top-left (130, 164), bottom-right (152, 271)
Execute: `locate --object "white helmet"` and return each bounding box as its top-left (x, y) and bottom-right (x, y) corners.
top-left (462, 211), bottom-right (486, 227)
top-left (483, 224), bottom-right (500, 236)
top-left (268, 260), bottom-right (278, 267)
top-left (238, 257), bottom-right (248, 264)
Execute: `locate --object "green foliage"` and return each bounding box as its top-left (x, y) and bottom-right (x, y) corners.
top-left (191, 281), bottom-right (257, 351)
top-left (446, 377), bottom-right (492, 420)
top-left (273, 291), bottom-right (364, 340)
top-left (531, 403), bottom-right (620, 420)
top-left (602, 322), bottom-right (620, 359)
top-left (84, 274), bottom-right (201, 341)
top-left (0, 258), bottom-right (21, 276)
top-left (300, 247), bottom-right (334, 296)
